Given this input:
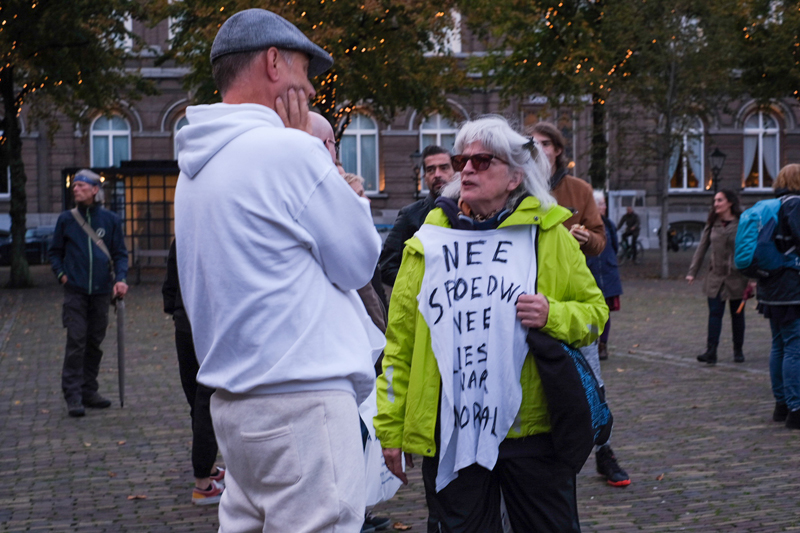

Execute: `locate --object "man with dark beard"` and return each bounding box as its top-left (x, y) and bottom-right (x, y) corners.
top-left (379, 145), bottom-right (456, 286)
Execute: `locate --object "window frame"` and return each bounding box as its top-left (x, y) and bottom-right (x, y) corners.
top-left (668, 119), bottom-right (705, 191)
top-left (90, 114), bottom-right (132, 168)
top-left (418, 114), bottom-right (458, 194)
top-left (340, 113), bottom-right (380, 194)
top-left (742, 111), bottom-right (780, 191)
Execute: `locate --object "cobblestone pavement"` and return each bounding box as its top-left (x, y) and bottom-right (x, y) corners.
top-left (1, 251), bottom-right (798, 532)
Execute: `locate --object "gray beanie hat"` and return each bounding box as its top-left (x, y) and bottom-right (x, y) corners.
top-left (210, 9), bottom-right (333, 78)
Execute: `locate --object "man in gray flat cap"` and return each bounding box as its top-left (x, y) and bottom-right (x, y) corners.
top-left (173, 8), bottom-right (384, 531)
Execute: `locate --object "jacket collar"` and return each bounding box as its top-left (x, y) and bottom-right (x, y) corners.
top-left (407, 197), bottom-right (571, 255)
top-left (549, 167), bottom-right (569, 190)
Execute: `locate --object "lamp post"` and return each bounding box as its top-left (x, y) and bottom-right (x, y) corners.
top-left (710, 147), bottom-right (726, 194)
top-left (410, 149), bottom-right (423, 197)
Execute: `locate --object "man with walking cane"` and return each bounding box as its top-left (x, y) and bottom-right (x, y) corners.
top-left (49, 169), bottom-right (128, 418)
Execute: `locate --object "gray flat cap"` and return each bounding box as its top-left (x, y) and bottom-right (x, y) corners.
top-left (210, 9), bottom-right (333, 78)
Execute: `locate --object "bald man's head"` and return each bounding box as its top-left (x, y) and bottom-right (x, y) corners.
top-left (310, 112), bottom-right (337, 163)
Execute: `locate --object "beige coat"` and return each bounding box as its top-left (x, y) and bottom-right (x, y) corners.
top-left (687, 218), bottom-right (749, 300)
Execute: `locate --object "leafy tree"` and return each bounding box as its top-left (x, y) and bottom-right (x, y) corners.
top-left (157, 0), bottom-right (466, 133)
top-left (462, 0), bottom-right (800, 277)
top-left (735, 0), bottom-right (800, 105)
top-left (0, 0), bottom-right (153, 287)
top-left (460, 0), bottom-right (620, 189)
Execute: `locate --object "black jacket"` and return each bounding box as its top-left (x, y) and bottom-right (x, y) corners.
top-left (48, 204), bottom-right (128, 295)
top-left (379, 193), bottom-right (437, 286)
top-left (757, 193), bottom-right (800, 305)
top-left (162, 240), bottom-right (192, 333)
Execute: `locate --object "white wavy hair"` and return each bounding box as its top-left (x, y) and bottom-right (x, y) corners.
top-left (442, 115), bottom-right (555, 210)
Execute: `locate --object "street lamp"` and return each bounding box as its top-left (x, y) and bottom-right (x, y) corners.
top-left (710, 148), bottom-right (726, 194)
top-left (410, 149), bottom-right (423, 196)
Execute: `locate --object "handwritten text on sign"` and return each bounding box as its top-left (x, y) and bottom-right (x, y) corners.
top-left (416, 224), bottom-right (535, 484)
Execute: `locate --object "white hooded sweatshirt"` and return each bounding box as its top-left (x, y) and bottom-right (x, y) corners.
top-left (174, 103), bottom-right (384, 404)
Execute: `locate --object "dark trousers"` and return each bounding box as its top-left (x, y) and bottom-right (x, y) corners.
top-left (422, 446), bottom-right (580, 533)
top-left (61, 289), bottom-right (110, 402)
top-left (175, 328), bottom-right (219, 479)
top-left (600, 315), bottom-right (611, 344)
top-left (622, 231), bottom-right (638, 260)
top-left (707, 295), bottom-right (744, 348)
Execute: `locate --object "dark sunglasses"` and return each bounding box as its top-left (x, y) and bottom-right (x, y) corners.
top-left (451, 153), bottom-right (508, 172)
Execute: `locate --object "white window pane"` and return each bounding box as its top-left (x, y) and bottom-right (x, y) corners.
top-left (93, 117), bottom-right (110, 131)
top-left (340, 136), bottom-right (357, 174)
top-left (360, 115), bottom-right (376, 129)
top-left (764, 114), bottom-right (777, 129)
top-left (112, 135), bottom-right (129, 166)
top-left (687, 136), bottom-right (703, 183)
top-left (175, 116), bottom-right (189, 131)
top-left (361, 134), bottom-right (377, 191)
top-left (421, 117), bottom-right (436, 130)
top-left (421, 134), bottom-right (436, 149)
top-left (441, 134), bottom-right (456, 152)
top-left (763, 134), bottom-right (778, 185)
top-left (744, 114), bottom-right (759, 129)
top-left (111, 116), bottom-right (129, 131)
top-left (93, 137), bottom-right (109, 167)
top-left (440, 116), bottom-right (456, 129)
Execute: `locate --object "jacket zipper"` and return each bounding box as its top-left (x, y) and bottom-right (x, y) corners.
top-left (87, 209), bottom-right (93, 295)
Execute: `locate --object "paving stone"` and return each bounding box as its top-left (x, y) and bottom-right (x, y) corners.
top-left (1, 254), bottom-right (799, 531)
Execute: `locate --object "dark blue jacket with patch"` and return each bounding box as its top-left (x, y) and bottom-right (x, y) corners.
top-left (48, 204), bottom-right (128, 295)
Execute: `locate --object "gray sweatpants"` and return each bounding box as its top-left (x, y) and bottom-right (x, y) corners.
top-left (211, 389), bottom-right (365, 533)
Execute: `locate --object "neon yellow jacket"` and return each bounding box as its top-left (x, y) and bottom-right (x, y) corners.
top-left (374, 196), bottom-right (609, 457)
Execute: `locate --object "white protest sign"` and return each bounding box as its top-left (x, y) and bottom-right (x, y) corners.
top-left (415, 224), bottom-right (537, 492)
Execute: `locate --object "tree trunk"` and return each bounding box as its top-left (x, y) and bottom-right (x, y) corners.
top-left (1, 67), bottom-right (32, 287)
top-left (589, 94), bottom-right (608, 190)
top-left (658, 127), bottom-right (672, 280)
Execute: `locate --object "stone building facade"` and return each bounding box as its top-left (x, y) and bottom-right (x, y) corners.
top-left (3, 16), bottom-right (799, 252)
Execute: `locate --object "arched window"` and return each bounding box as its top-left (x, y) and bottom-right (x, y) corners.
top-left (743, 111), bottom-right (779, 189)
top-left (91, 115), bottom-right (131, 167)
top-left (340, 113), bottom-right (379, 193)
top-left (173, 115), bottom-right (189, 159)
top-left (420, 113), bottom-right (457, 153)
top-left (669, 119), bottom-right (705, 190)
top-left (419, 113), bottom-right (458, 193)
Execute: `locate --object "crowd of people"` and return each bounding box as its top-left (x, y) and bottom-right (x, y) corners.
top-left (46, 7), bottom-right (800, 533)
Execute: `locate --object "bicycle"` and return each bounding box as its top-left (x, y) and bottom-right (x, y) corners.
top-left (617, 235), bottom-right (644, 265)
top-left (657, 226), bottom-right (695, 252)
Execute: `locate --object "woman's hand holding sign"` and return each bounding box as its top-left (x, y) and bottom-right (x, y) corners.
top-left (383, 448), bottom-right (414, 485)
top-left (516, 293), bottom-right (550, 328)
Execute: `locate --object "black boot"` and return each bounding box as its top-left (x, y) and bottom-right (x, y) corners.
top-left (786, 409), bottom-right (800, 430)
top-left (773, 402), bottom-right (789, 422)
top-left (733, 346), bottom-right (745, 363)
top-left (696, 343), bottom-right (717, 365)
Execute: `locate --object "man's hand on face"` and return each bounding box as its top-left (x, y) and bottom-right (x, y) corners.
top-left (276, 88), bottom-right (312, 134)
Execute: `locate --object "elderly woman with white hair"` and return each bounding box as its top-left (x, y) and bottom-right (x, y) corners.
top-left (375, 116), bottom-right (607, 532)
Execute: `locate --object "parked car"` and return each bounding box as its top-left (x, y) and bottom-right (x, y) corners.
top-left (0, 226), bottom-right (56, 266)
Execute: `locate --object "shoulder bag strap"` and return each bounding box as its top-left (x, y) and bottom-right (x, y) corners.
top-left (70, 208), bottom-right (115, 276)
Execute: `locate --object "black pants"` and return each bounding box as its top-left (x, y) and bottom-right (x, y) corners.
top-left (707, 295), bottom-right (744, 348)
top-left (175, 328), bottom-right (219, 479)
top-left (61, 289), bottom-right (110, 403)
top-left (623, 231), bottom-right (639, 260)
top-left (422, 439), bottom-right (580, 533)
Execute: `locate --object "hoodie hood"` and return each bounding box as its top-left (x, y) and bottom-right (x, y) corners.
top-left (176, 103), bottom-right (284, 179)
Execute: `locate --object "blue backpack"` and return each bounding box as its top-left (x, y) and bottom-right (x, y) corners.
top-left (734, 198), bottom-right (800, 279)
